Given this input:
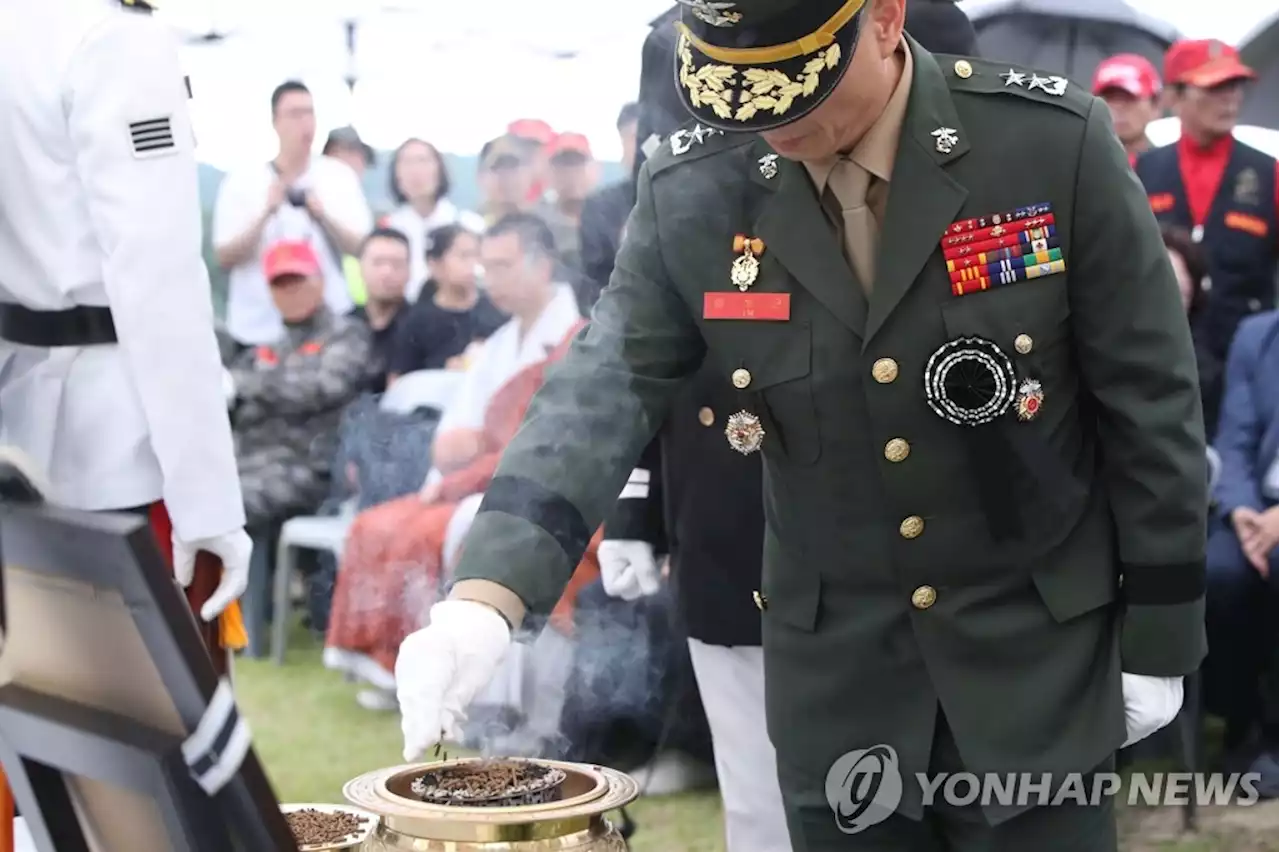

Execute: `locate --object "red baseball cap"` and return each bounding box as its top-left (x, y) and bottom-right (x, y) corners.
top-left (507, 118), bottom-right (556, 146)
top-left (547, 132), bottom-right (593, 162)
top-left (263, 240), bottom-right (320, 283)
top-left (1164, 39), bottom-right (1257, 89)
top-left (1092, 54), bottom-right (1161, 99)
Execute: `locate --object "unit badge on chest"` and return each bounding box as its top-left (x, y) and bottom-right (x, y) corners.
top-left (1234, 168), bottom-right (1260, 205)
top-left (725, 411), bottom-right (765, 455)
top-left (731, 234), bottom-right (765, 291)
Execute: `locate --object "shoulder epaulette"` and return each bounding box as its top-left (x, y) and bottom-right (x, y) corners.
top-left (647, 121), bottom-right (754, 178)
top-left (938, 55), bottom-right (1093, 119)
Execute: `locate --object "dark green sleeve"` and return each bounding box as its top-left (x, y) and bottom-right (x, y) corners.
top-left (451, 164), bottom-right (706, 616)
top-left (1071, 98), bottom-right (1208, 676)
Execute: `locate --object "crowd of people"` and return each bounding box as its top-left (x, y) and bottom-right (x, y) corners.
top-left (200, 5), bottom-right (1278, 850)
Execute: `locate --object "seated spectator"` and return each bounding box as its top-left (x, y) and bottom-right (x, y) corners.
top-left (389, 224), bottom-right (507, 379)
top-left (324, 215), bottom-right (587, 710)
top-left (382, 138), bottom-right (484, 301)
top-left (350, 228), bottom-right (412, 393)
top-left (1162, 225), bottom-right (1223, 433)
top-left (226, 240), bottom-right (371, 531)
top-left (1205, 309), bottom-right (1278, 797)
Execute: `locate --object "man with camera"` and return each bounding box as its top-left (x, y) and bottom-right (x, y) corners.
top-left (213, 80), bottom-right (372, 351)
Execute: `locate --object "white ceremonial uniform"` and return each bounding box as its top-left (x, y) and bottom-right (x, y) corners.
top-left (0, 0), bottom-right (244, 542)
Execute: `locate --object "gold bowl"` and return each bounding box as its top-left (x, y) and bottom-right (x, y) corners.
top-left (343, 758), bottom-right (640, 850)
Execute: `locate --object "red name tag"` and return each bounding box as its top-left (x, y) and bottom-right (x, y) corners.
top-left (703, 292), bottom-right (791, 321)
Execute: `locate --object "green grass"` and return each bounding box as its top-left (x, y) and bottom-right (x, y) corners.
top-left (236, 625), bottom-right (1275, 852)
top-left (234, 624), bottom-right (726, 851)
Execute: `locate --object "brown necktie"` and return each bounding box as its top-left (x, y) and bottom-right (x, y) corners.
top-left (829, 157), bottom-right (879, 293)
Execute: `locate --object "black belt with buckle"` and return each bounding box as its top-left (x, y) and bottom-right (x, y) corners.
top-left (0, 304), bottom-right (117, 347)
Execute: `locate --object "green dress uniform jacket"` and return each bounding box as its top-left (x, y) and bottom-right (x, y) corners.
top-left (453, 39), bottom-right (1207, 821)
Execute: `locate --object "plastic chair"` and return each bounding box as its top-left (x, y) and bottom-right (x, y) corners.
top-left (270, 499), bottom-right (357, 665)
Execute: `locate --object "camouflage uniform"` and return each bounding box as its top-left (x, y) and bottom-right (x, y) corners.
top-left (229, 308), bottom-right (371, 526)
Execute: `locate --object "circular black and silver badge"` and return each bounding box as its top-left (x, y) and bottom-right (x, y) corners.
top-left (924, 337), bottom-right (1017, 427)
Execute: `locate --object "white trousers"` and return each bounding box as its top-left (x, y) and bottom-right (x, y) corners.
top-left (686, 639), bottom-right (792, 852)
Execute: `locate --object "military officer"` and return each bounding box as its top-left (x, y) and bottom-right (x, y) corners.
top-left (396, 0), bottom-right (1208, 848)
top-left (0, 0), bottom-right (252, 671)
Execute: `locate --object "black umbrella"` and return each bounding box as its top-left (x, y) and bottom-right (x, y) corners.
top-left (961, 0), bottom-right (1179, 89)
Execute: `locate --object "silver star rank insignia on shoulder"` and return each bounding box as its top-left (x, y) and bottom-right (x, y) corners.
top-left (670, 123), bottom-right (722, 155)
top-left (1000, 69), bottom-right (1027, 87)
top-left (758, 153), bottom-right (778, 179)
top-left (1027, 74), bottom-right (1069, 96)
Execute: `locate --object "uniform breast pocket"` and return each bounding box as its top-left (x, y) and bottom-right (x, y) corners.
top-left (710, 321), bottom-right (821, 465)
top-left (939, 278), bottom-right (1071, 386)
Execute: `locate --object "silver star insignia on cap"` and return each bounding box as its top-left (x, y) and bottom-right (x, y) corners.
top-left (1000, 69), bottom-right (1027, 87)
top-left (932, 127), bottom-right (959, 154)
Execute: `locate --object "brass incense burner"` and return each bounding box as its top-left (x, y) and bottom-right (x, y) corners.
top-left (342, 758), bottom-right (640, 850)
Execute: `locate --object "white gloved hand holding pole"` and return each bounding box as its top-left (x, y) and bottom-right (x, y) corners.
top-left (396, 600), bottom-right (512, 761)
top-left (598, 539), bottom-right (661, 600)
top-left (171, 528), bottom-right (253, 622)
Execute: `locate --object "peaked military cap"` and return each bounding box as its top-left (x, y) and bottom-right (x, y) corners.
top-left (673, 0), bottom-right (867, 132)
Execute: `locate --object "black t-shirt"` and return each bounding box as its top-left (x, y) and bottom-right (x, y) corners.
top-left (350, 304), bottom-right (406, 393)
top-left (389, 291), bottom-right (508, 374)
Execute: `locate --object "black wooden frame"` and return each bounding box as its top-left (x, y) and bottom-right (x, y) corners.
top-left (0, 500), bottom-right (298, 851)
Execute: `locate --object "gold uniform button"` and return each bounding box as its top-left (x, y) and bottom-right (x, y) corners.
top-left (954, 59), bottom-right (974, 79)
top-left (698, 406), bottom-right (715, 427)
top-left (899, 515), bottom-right (925, 539)
top-left (912, 585), bottom-right (937, 610)
top-left (753, 590), bottom-right (768, 611)
top-left (1014, 334), bottom-right (1034, 355)
top-left (732, 368), bottom-right (752, 389)
top-left (872, 358), bottom-right (899, 384)
top-left (884, 438), bottom-right (910, 463)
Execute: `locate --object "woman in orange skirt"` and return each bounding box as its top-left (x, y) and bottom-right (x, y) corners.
top-left (324, 322), bottom-right (597, 700)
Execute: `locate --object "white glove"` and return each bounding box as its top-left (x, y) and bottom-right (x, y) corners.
top-left (1121, 673), bottom-right (1184, 748)
top-left (222, 368), bottom-right (236, 408)
top-left (172, 529), bottom-right (253, 622)
top-left (396, 599), bottom-right (511, 761)
top-left (598, 539), bottom-right (661, 601)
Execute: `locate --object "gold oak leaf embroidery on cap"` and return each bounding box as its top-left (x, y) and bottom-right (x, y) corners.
top-left (677, 35), bottom-right (842, 123)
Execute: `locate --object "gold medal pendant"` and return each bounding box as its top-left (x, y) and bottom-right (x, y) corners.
top-left (731, 235), bottom-right (765, 292)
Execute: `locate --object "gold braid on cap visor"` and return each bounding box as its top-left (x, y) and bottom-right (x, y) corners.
top-left (676, 0), bottom-right (865, 123)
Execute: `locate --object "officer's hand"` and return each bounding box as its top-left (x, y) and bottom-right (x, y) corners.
top-left (266, 180), bottom-right (287, 213)
top-left (396, 600), bottom-right (511, 761)
top-left (598, 540), bottom-right (661, 600)
top-left (1120, 673), bottom-right (1183, 748)
top-left (171, 529), bottom-right (253, 622)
